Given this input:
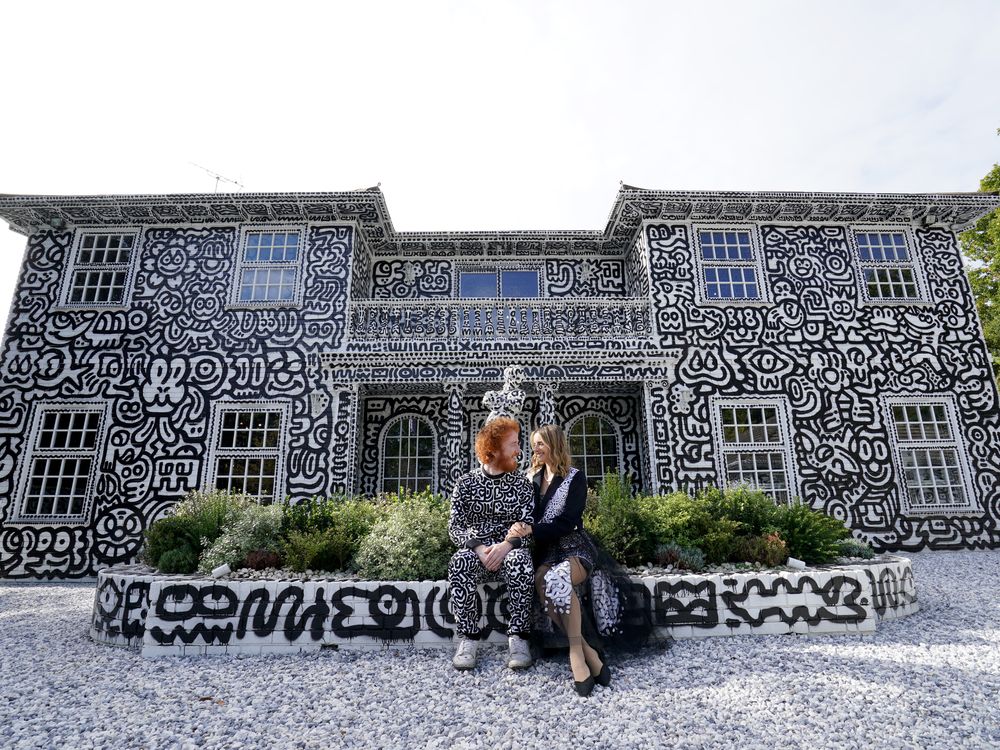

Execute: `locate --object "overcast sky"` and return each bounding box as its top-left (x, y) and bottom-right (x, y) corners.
top-left (1, 0), bottom-right (998, 324)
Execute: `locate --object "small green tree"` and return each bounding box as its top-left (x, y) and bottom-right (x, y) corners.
top-left (960, 135), bottom-right (1000, 378)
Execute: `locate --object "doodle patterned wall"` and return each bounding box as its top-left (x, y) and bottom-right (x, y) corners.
top-left (356, 393), bottom-right (643, 496)
top-left (90, 556), bottom-right (918, 655)
top-left (0, 225), bottom-right (355, 578)
top-left (370, 257), bottom-right (627, 298)
top-left (644, 222), bottom-right (1000, 551)
top-left (2, 188), bottom-right (1000, 579)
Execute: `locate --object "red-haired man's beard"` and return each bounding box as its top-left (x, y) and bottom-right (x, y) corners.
top-left (492, 452), bottom-right (520, 474)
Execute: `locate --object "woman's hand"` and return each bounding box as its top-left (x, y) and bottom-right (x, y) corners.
top-left (482, 541), bottom-right (512, 571)
top-left (507, 521), bottom-right (532, 539)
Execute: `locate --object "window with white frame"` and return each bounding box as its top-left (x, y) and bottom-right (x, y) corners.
top-left (694, 228), bottom-right (765, 302)
top-left (206, 403), bottom-right (288, 501)
top-left (380, 415), bottom-right (436, 493)
top-left (886, 397), bottom-right (974, 513)
top-left (62, 230), bottom-right (138, 306)
top-left (233, 229), bottom-right (304, 305)
top-left (854, 230), bottom-right (922, 301)
top-left (713, 399), bottom-right (795, 502)
top-left (15, 402), bottom-right (107, 522)
top-left (568, 414), bottom-right (621, 484)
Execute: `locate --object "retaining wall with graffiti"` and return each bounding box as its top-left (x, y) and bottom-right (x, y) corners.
top-left (91, 556), bottom-right (917, 656)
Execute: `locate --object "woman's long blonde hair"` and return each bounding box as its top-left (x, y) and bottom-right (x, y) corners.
top-left (529, 424), bottom-right (573, 477)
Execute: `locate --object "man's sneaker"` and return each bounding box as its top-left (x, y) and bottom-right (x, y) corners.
top-left (507, 635), bottom-right (533, 670)
top-left (452, 636), bottom-right (479, 670)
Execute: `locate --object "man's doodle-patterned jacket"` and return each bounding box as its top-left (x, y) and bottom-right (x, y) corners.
top-left (448, 468), bottom-right (535, 550)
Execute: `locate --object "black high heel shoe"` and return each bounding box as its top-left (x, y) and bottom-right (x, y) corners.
top-left (591, 647), bottom-right (611, 687)
top-left (574, 675), bottom-right (596, 697)
top-left (593, 662), bottom-right (611, 687)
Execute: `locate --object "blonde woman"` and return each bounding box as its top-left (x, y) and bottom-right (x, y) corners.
top-left (506, 424), bottom-right (611, 696)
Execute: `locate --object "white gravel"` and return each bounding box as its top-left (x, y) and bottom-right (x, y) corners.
top-left (2, 549), bottom-right (998, 750)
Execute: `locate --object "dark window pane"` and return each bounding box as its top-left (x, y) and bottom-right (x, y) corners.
top-left (460, 272), bottom-right (498, 298)
top-left (501, 271), bottom-right (539, 298)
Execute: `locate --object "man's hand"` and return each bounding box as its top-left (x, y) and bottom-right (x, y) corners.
top-left (507, 522), bottom-right (532, 539)
top-left (473, 544), bottom-right (490, 566)
top-left (482, 541), bottom-right (513, 571)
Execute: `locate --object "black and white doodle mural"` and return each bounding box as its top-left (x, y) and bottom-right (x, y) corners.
top-left (90, 557), bottom-right (918, 654)
top-left (2, 187), bottom-right (999, 578)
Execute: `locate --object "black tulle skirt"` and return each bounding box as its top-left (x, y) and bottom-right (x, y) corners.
top-left (533, 529), bottom-right (671, 655)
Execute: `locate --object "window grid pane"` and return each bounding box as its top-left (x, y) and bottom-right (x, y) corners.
top-left (244, 232), bottom-right (300, 263)
top-left (699, 230), bottom-right (753, 261)
top-left (20, 407), bottom-right (103, 520)
top-left (856, 232), bottom-right (909, 263)
top-left (718, 402), bottom-right (790, 503)
top-left (891, 402), bottom-right (969, 510)
top-left (238, 231), bottom-right (301, 304)
top-left (863, 267), bottom-right (919, 300)
top-left (69, 233), bottom-right (134, 305)
top-left (720, 407), bottom-right (781, 446)
top-left (569, 416), bottom-right (620, 481)
top-left (239, 268), bottom-right (297, 302)
top-left (723, 451), bottom-right (788, 503)
top-left (856, 231), bottom-right (919, 300)
top-left (699, 230), bottom-right (761, 300)
top-left (381, 417), bottom-right (435, 493)
top-left (214, 409), bottom-right (283, 500)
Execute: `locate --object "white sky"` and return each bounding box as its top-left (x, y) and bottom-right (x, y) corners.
top-left (1, 0), bottom-right (998, 324)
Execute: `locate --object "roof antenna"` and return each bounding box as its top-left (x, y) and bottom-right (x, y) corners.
top-left (189, 162), bottom-right (246, 193)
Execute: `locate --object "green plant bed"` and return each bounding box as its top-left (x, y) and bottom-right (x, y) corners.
top-left (584, 474), bottom-right (866, 570)
top-left (142, 483), bottom-right (870, 580)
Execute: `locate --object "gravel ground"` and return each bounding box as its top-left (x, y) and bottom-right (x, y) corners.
top-left (1, 549), bottom-right (998, 750)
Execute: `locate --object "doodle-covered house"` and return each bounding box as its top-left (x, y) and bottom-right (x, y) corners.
top-left (0, 187), bottom-right (998, 578)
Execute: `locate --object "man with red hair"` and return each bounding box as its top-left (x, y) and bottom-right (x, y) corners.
top-left (448, 416), bottom-right (535, 670)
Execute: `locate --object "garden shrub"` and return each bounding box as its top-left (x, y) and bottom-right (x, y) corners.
top-left (693, 517), bottom-right (741, 565)
top-left (354, 494), bottom-right (452, 580)
top-left (638, 492), bottom-right (713, 550)
top-left (282, 530), bottom-right (334, 573)
top-left (172, 489), bottom-right (253, 547)
top-left (142, 490), bottom-right (256, 574)
top-left (836, 537), bottom-right (875, 559)
top-left (244, 549), bottom-right (282, 570)
top-left (199, 503), bottom-right (284, 573)
top-left (584, 472), bottom-right (648, 566)
top-left (729, 531), bottom-right (789, 567)
top-left (142, 515), bottom-right (201, 571)
top-left (703, 485), bottom-right (783, 536)
top-left (774, 500), bottom-right (850, 564)
top-left (281, 496), bottom-right (380, 572)
top-left (156, 545), bottom-right (200, 575)
top-left (281, 493), bottom-right (355, 534)
top-left (654, 542), bottom-right (706, 572)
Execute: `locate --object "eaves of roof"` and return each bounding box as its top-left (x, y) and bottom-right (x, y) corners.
top-left (1, 187), bottom-right (997, 252)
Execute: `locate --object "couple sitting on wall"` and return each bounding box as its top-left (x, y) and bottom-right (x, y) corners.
top-left (447, 416), bottom-right (653, 697)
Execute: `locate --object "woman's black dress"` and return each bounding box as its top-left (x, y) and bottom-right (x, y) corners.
top-left (530, 467), bottom-right (661, 652)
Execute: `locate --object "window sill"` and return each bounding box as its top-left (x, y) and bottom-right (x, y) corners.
top-left (696, 299), bottom-right (775, 307)
top-left (6, 517), bottom-right (89, 526)
top-left (51, 304), bottom-right (130, 313)
top-left (902, 507), bottom-right (982, 518)
top-left (858, 299), bottom-right (936, 307)
top-left (225, 302), bottom-right (304, 311)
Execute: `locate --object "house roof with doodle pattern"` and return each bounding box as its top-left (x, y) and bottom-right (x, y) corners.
top-left (1, 186), bottom-right (997, 254)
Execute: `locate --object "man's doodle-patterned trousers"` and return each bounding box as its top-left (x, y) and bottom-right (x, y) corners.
top-left (448, 547), bottom-right (535, 636)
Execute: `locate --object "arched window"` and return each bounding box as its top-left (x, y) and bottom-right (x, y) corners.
top-left (568, 414), bottom-right (622, 484)
top-left (380, 415), bottom-right (436, 493)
